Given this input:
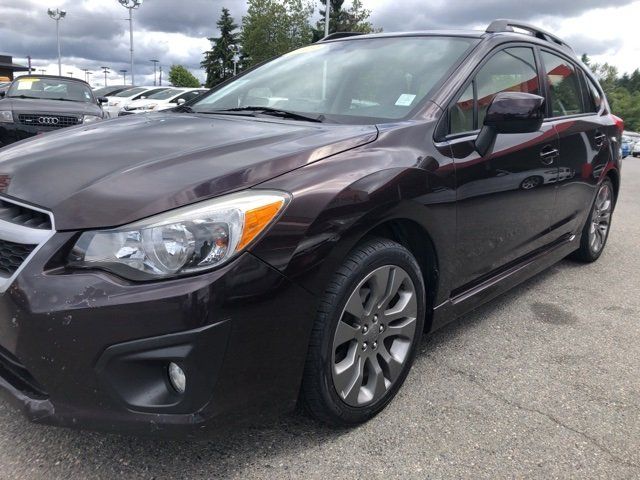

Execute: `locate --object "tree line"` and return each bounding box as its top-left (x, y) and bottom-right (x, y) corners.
top-left (583, 54), bottom-right (640, 131)
top-left (200, 0), bottom-right (378, 88)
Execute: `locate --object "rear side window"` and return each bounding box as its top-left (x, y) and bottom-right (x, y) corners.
top-left (541, 51), bottom-right (585, 117)
top-left (584, 74), bottom-right (603, 112)
top-left (449, 47), bottom-right (540, 135)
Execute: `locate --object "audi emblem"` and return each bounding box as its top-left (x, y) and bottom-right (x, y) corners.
top-left (38, 116), bottom-right (60, 125)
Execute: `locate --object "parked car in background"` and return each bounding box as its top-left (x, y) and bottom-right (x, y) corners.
top-left (118, 88), bottom-right (208, 116)
top-left (633, 141), bottom-right (640, 157)
top-left (0, 82), bottom-right (10, 94)
top-left (0, 75), bottom-right (105, 147)
top-left (102, 86), bottom-right (170, 118)
top-left (0, 21), bottom-right (622, 436)
top-left (621, 136), bottom-right (633, 157)
top-left (92, 85), bottom-right (133, 98)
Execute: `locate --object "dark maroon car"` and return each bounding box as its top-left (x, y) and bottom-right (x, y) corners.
top-left (0, 20), bottom-right (622, 436)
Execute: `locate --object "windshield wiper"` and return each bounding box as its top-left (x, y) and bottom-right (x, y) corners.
top-left (51, 98), bottom-right (83, 103)
top-left (203, 106), bottom-right (325, 123)
top-left (7, 94), bottom-right (41, 100)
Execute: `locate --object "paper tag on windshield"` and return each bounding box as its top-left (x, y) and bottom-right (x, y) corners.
top-left (395, 94), bottom-right (416, 107)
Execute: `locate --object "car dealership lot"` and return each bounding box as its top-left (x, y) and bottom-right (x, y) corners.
top-left (0, 159), bottom-right (638, 479)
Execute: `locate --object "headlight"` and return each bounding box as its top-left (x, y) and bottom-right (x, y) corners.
top-left (83, 115), bottom-right (102, 124)
top-left (68, 190), bottom-right (290, 280)
top-left (143, 103), bottom-right (157, 110)
top-left (0, 110), bottom-right (13, 123)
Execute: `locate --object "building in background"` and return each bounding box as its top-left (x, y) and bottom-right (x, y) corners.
top-left (0, 55), bottom-right (29, 82)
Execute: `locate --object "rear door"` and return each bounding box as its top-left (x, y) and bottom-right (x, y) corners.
top-left (538, 49), bottom-right (615, 236)
top-left (446, 46), bottom-right (560, 287)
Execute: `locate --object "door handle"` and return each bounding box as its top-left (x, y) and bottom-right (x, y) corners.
top-left (540, 146), bottom-right (559, 165)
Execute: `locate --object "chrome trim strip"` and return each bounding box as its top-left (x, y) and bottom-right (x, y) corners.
top-left (0, 196), bottom-right (55, 293)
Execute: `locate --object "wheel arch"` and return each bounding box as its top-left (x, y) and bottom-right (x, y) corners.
top-left (606, 168), bottom-right (620, 204)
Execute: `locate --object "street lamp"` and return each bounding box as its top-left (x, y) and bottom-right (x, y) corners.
top-left (324, 0), bottom-right (330, 37)
top-left (101, 66), bottom-right (110, 87)
top-left (120, 69), bottom-right (128, 84)
top-left (158, 65), bottom-right (162, 86)
top-left (67, 71), bottom-right (73, 78)
top-left (47, 8), bottom-right (67, 76)
top-left (86, 71), bottom-right (93, 85)
top-left (150, 59), bottom-right (159, 86)
top-left (118, 0), bottom-right (144, 86)
top-left (229, 45), bottom-right (240, 76)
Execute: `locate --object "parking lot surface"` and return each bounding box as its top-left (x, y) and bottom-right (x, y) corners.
top-left (0, 159), bottom-right (639, 479)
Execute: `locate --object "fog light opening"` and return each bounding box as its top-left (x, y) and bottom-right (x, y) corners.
top-left (168, 362), bottom-right (186, 394)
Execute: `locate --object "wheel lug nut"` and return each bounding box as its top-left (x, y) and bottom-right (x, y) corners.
top-left (372, 341), bottom-right (377, 350)
top-left (373, 314), bottom-right (378, 323)
top-left (362, 325), bottom-right (368, 333)
top-left (362, 342), bottom-right (368, 351)
top-left (379, 324), bottom-right (384, 333)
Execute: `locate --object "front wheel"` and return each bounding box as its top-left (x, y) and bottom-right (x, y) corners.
top-left (301, 238), bottom-right (426, 426)
top-left (570, 178), bottom-right (614, 262)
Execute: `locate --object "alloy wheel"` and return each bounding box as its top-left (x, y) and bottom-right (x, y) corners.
top-left (589, 183), bottom-right (613, 254)
top-left (331, 265), bottom-right (418, 407)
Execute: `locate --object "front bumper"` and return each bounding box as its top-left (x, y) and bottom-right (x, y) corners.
top-left (0, 231), bottom-right (317, 436)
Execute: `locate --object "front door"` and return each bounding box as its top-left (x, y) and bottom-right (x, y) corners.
top-left (445, 46), bottom-right (559, 288)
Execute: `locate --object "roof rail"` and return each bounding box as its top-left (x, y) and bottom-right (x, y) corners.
top-left (319, 32), bottom-right (365, 42)
top-left (486, 19), bottom-right (574, 51)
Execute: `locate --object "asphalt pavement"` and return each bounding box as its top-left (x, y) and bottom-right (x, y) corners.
top-left (0, 159), bottom-right (639, 479)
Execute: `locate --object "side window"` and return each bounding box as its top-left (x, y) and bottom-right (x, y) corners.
top-left (541, 51), bottom-right (585, 117)
top-left (449, 47), bottom-right (540, 135)
top-left (585, 76), bottom-right (603, 112)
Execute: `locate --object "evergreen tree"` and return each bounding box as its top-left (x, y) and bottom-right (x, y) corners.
top-left (201, 8), bottom-right (240, 88)
top-left (312, 0), bottom-right (378, 41)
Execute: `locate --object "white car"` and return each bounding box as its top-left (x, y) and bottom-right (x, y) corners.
top-left (118, 88), bottom-right (208, 116)
top-left (102, 86), bottom-right (170, 118)
top-left (633, 141), bottom-right (640, 158)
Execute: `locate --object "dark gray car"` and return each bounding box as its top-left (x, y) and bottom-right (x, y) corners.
top-left (0, 75), bottom-right (105, 147)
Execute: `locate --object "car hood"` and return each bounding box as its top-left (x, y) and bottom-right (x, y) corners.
top-left (2, 97), bottom-right (102, 116)
top-left (0, 112), bottom-right (377, 230)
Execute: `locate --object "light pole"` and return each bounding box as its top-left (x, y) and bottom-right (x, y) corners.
top-left (86, 71), bottom-right (93, 85)
top-left (118, 0), bottom-right (144, 86)
top-left (67, 71), bottom-right (73, 78)
top-left (120, 69), bottom-right (127, 84)
top-left (324, 0), bottom-right (330, 37)
top-left (101, 66), bottom-right (110, 86)
top-left (47, 8), bottom-right (67, 76)
top-left (229, 45), bottom-right (240, 76)
top-left (158, 66), bottom-right (162, 86)
top-left (150, 59), bottom-right (159, 86)
top-left (39, 69), bottom-right (46, 75)
top-left (82, 68), bottom-right (89, 82)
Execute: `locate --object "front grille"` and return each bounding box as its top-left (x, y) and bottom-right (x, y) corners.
top-left (0, 199), bottom-right (51, 229)
top-left (17, 113), bottom-right (80, 129)
top-left (0, 239), bottom-right (36, 276)
top-left (0, 345), bottom-right (48, 399)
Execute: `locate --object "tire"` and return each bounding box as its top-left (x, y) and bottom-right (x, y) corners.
top-left (570, 178), bottom-right (614, 263)
top-left (301, 237), bottom-right (426, 426)
top-left (520, 176), bottom-right (543, 190)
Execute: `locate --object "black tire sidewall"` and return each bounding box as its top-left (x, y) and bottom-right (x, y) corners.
top-left (316, 240), bottom-right (426, 424)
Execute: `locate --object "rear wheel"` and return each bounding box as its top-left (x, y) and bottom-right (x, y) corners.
top-left (570, 178), bottom-right (614, 262)
top-left (301, 238), bottom-right (425, 426)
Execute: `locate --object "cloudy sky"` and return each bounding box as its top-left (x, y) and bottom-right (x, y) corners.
top-left (2, 0), bottom-right (639, 86)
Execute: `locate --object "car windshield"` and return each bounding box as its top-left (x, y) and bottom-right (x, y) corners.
top-left (192, 36), bottom-right (477, 123)
top-left (147, 88), bottom-right (184, 100)
top-left (113, 87), bottom-right (146, 98)
top-left (7, 77), bottom-right (94, 102)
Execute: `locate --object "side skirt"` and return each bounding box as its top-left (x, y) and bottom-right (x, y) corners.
top-left (429, 233), bottom-right (578, 333)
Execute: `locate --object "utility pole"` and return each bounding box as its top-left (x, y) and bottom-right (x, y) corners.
top-left (101, 66), bottom-right (110, 86)
top-left (118, 0), bottom-right (144, 86)
top-left (47, 8), bottom-right (67, 76)
top-left (150, 59), bottom-right (159, 86)
top-left (324, 0), bottom-right (330, 37)
top-left (120, 69), bottom-right (127, 84)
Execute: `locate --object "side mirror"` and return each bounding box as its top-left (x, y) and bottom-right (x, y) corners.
top-left (98, 96), bottom-right (108, 104)
top-left (475, 92), bottom-right (545, 157)
top-left (176, 98), bottom-right (186, 105)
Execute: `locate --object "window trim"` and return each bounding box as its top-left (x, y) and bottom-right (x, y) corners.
top-left (441, 42), bottom-right (542, 140)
